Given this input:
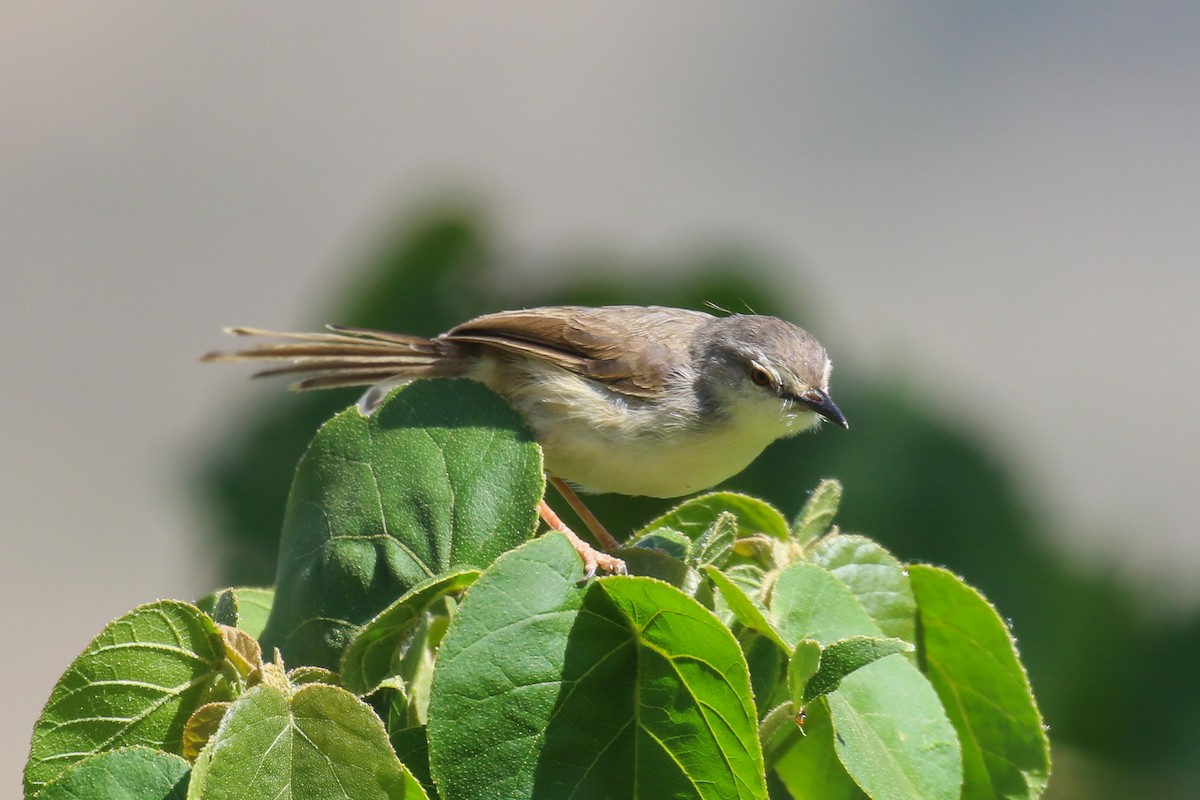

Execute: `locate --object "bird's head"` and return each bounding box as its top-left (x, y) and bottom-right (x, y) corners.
top-left (692, 314), bottom-right (848, 436)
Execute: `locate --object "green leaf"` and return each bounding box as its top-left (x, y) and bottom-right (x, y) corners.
top-left (389, 725), bottom-right (436, 800)
top-left (196, 591), bottom-right (237, 628)
top-left (769, 562), bottom-right (882, 647)
top-left (743, 634), bottom-right (786, 718)
top-left (767, 564), bottom-right (960, 797)
top-left (34, 746), bottom-right (190, 800)
top-left (216, 625), bottom-right (262, 683)
top-left (772, 701), bottom-right (868, 800)
top-left (194, 588), bottom-right (274, 641)
top-left (232, 589), bottom-right (274, 640)
top-left (187, 683), bottom-right (427, 799)
top-left (595, 576), bottom-right (766, 797)
top-left (25, 601), bottom-right (230, 794)
top-left (287, 666), bottom-right (342, 687)
top-left (772, 633), bottom-right (914, 779)
top-left (801, 636), bottom-right (913, 703)
top-left (400, 611), bottom-right (449, 727)
top-left (427, 533), bottom-right (767, 800)
top-left (638, 491), bottom-right (789, 542)
top-left (828, 657), bottom-right (962, 800)
top-left (340, 569), bottom-right (480, 696)
top-left (693, 510), bottom-right (737, 568)
top-left (627, 526), bottom-right (693, 560)
top-left (182, 703), bottom-right (229, 762)
top-left (910, 565), bottom-right (1050, 799)
top-left (705, 565), bottom-right (790, 651)
top-left (807, 534), bottom-right (917, 642)
top-left (790, 478), bottom-right (843, 544)
top-left (722, 562), bottom-right (769, 603)
top-left (615, 545), bottom-right (699, 593)
top-left (260, 379), bottom-right (543, 669)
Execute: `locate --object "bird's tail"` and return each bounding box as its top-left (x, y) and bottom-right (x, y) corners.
top-left (200, 325), bottom-right (465, 398)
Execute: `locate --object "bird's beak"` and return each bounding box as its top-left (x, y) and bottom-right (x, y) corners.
top-left (798, 388), bottom-right (849, 430)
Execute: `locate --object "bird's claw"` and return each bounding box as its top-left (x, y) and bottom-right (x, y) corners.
top-left (576, 541), bottom-right (628, 581)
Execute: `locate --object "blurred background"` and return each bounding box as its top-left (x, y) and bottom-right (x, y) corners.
top-left (4, 3), bottom-right (1198, 796)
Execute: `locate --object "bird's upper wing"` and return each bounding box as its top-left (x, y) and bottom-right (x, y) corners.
top-left (444, 305), bottom-right (712, 398)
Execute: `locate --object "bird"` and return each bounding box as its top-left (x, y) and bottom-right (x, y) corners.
top-left (203, 305), bottom-right (847, 576)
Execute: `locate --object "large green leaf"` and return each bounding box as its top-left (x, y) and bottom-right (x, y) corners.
top-left (427, 533), bottom-right (766, 800)
top-left (910, 565), bottom-right (1050, 799)
top-left (187, 683), bottom-right (427, 799)
top-left (34, 747), bottom-right (190, 800)
top-left (25, 601), bottom-right (230, 794)
top-left (260, 379), bottom-right (543, 669)
top-left (806, 535), bottom-right (916, 643)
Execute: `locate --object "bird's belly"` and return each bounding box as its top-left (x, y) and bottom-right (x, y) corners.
top-left (537, 417), bottom-right (779, 498)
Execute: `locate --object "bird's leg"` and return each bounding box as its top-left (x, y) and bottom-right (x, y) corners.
top-left (548, 476), bottom-right (622, 552)
top-left (537, 500), bottom-right (627, 579)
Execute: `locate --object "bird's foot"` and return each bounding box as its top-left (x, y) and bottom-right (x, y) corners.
top-left (538, 500), bottom-right (627, 579)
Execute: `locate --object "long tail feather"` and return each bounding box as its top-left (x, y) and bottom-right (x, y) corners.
top-left (202, 343), bottom-right (433, 360)
top-left (201, 326), bottom-right (463, 392)
top-left (292, 370), bottom-right (428, 391)
top-left (325, 324), bottom-right (437, 346)
top-left (250, 358), bottom-right (439, 379)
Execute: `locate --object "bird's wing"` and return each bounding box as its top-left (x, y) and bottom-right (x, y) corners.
top-left (444, 305), bottom-right (712, 397)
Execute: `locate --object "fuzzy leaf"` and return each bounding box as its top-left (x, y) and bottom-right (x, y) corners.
top-left (25, 601), bottom-right (230, 793)
top-left (259, 379), bottom-right (542, 669)
top-left (790, 478), bottom-right (843, 544)
top-left (801, 636), bottom-right (913, 703)
top-left (182, 703), bottom-right (229, 762)
top-left (773, 701), bottom-right (868, 800)
top-left (34, 747), bottom-right (190, 800)
top-left (340, 569), bottom-right (480, 696)
top-left (195, 588), bottom-right (274, 641)
top-left (694, 511), bottom-right (738, 568)
top-left (828, 657), bottom-right (962, 800)
top-left (769, 563), bottom-right (881, 647)
top-left (767, 563), bottom-right (961, 800)
top-left (427, 533), bottom-right (766, 800)
top-left (705, 565), bottom-right (790, 651)
top-left (910, 565), bottom-right (1050, 799)
top-left (187, 683), bottom-right (427, 799)
top-left (786, 639), bottom-right (823, 702)
top-left (807, 534), bottom-right (916, 642)
top-left (638, 491), bottom-right (789, 542)
top-left (627, 527), bottom-right (693, 560)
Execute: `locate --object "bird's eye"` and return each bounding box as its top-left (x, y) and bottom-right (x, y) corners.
top-left (750, 365), bottom-right (773, 388)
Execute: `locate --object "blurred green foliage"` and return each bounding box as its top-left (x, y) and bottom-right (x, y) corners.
top-left (196, 200), bottom-right (1200, 798)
